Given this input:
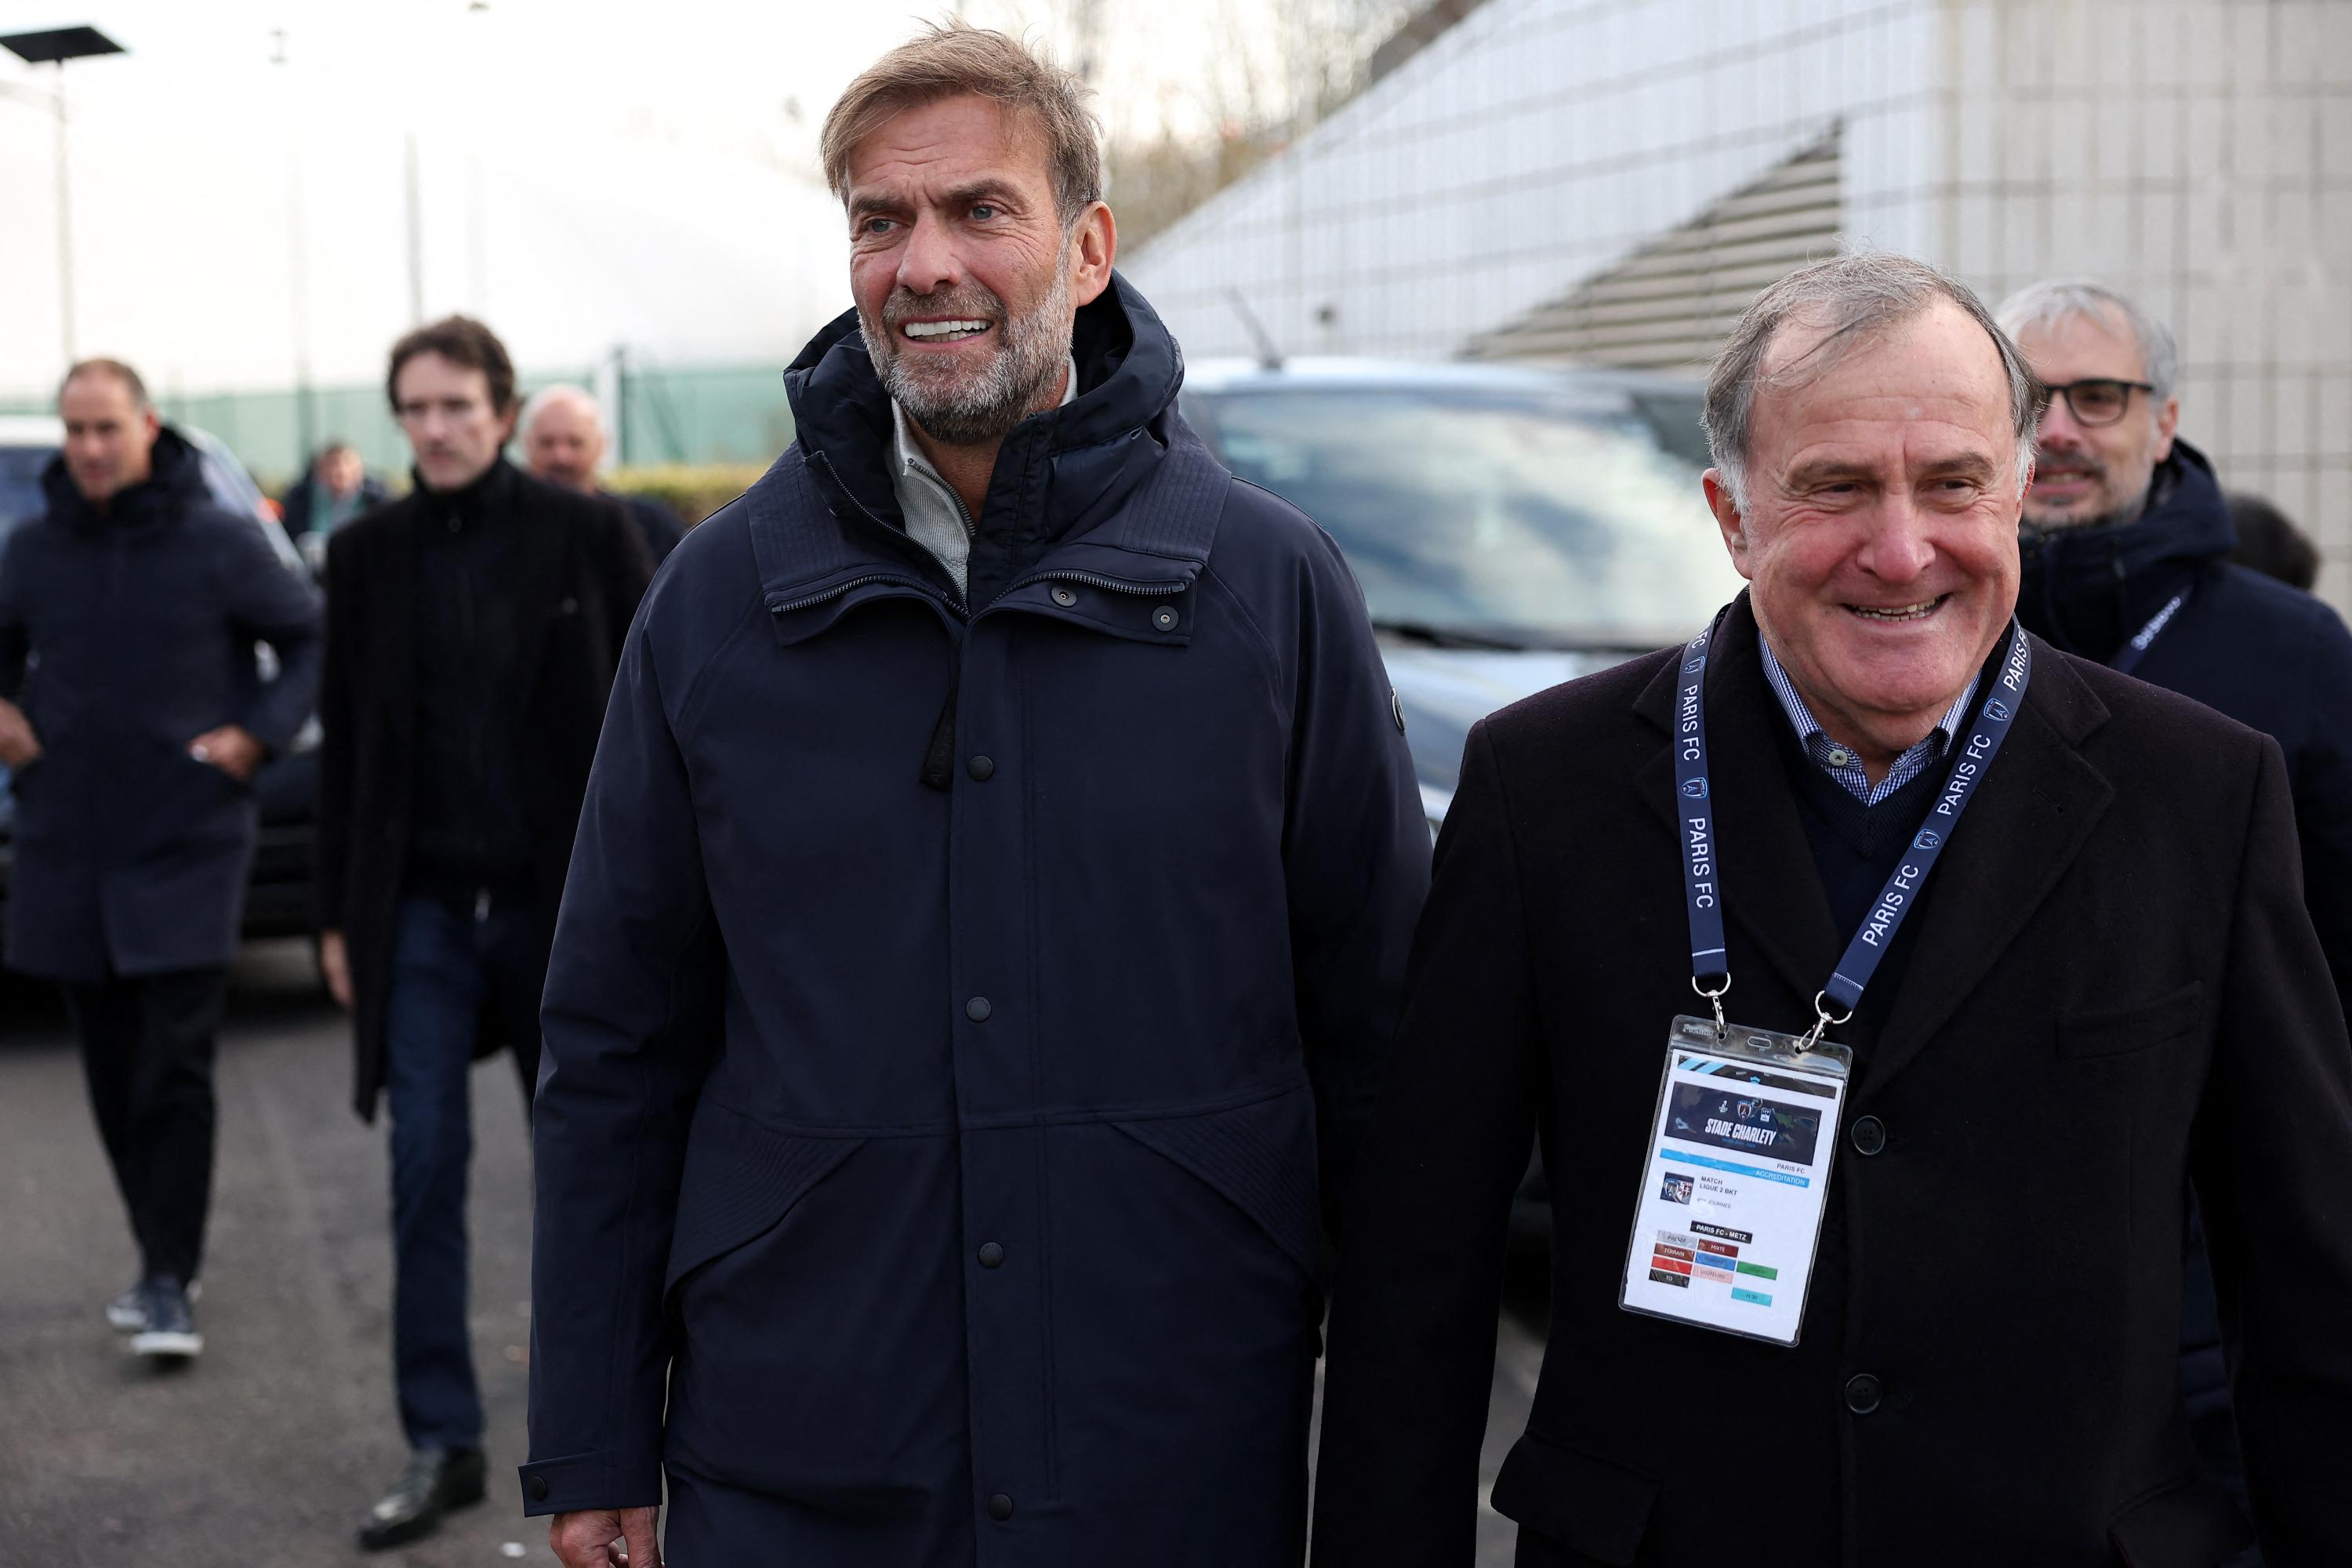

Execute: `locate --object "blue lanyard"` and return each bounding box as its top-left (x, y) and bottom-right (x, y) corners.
top-left (1673, 613), bottom-right (2033, 1036)
top-left (2109, 589), bottom-right (2189, 677)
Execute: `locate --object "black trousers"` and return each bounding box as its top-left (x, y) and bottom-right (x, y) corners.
top-left (63, 967), bottom-right (231, 1285)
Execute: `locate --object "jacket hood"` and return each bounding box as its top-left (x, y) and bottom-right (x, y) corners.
top-left (782, 270), bottom-right (1187, 608)
top-left (38, 425), bottom-right (211, 531)
top-left (2018, 439), bottom-right (2233, 662)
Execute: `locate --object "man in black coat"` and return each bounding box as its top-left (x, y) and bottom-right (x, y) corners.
top-left (1312, 256), bottom-right (2352, 1566)
top-left (0, 358), bottom-right (322, 1361)
top-left (518, 383), bottom-right (685, 564)
top-left (315, 317), bottom-right (649, 1551)
top-left (2001, 279), bottom-right (2352, 1531)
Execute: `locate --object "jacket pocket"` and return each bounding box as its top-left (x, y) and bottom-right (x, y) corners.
top-left (1489, 1430), bottom-right (1658, 1567)
top-left (2058, 981), bottom-right (2205, 1059)
top-left (2107, 1470), bottom-right (2255, 1566)
top-left (662, 1097), bottom-right (864, 1302)
top-left (1111, 1080), bottom-right (1323, 1279)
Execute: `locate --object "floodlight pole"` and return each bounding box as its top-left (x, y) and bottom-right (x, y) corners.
top-left (274, 29), bottom-right (314, 461)
top-left (53, 61), bottom-right (73, 362)
top-left (4, 27), bottom-right (129, 372)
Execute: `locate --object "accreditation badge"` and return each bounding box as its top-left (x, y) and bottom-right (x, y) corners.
top-left (1618, 1015), bottom-right (1853, 1347)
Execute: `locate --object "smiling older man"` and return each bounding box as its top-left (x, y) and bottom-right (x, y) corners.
top-left (1311, 253), bottom-right (2352, 1566)
top-left (521, 22), bottom-right (1427, 1568)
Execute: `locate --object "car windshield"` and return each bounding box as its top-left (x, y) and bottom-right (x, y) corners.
top-left (1196, 385), bottom-right (1742, 649)
top-left (0, 445), bottom-right (50, 536)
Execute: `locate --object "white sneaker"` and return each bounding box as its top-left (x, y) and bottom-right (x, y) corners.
top-left (107, 1276), bottom-right (200, 1333)
top-left (127, 1277), bottom-right (203, 1359)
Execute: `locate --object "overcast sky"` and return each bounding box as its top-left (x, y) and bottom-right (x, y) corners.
top-left (0, 0), bottom-right (1277, 397)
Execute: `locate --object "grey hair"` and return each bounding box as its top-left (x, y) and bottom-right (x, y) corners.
top-left (1704, 252), bottom-right (2040, 513)
top-left (518, 382), bottom-right (604, 439)
top-left (1994, 278), bottom-right (2178, 402)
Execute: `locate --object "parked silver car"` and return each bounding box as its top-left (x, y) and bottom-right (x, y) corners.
top-left (1179, 358), bottom-right (1744, 1243)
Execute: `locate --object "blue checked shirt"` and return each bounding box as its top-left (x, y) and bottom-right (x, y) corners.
top-left (1758, 639), bottom-right (1979, 806)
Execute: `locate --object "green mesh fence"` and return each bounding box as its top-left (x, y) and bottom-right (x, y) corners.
top-left (2, 361), bottom-right (797, 491)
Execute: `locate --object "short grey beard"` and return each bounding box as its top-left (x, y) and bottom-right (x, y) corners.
top-left (868, 258), bottom-right (1073, 448)
top-left (2024, 477), bottom-right (2152, 535)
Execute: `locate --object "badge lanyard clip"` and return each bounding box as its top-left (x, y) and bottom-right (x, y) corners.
top-left (1692, 974), bottom-right (1730, 1039)
top-left (1797, 991), bottom-right (1853, 1054)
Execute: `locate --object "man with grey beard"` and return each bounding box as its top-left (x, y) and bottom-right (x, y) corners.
top-left (2004, 278), bottom-right (2352, 1537)
top-left (522, 22), bottom-right (1428, 1568)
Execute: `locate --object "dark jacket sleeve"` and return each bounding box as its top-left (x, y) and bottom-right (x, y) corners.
top-left (2196, 735), bottom-right (2352, 1555)
top-left (215, 515), bottom-right (325, 752)
top-left (624, 495), bottom-right (685, 564)
top-left (0, 532), bottom-right (27, 701)
top-left (278, 474), bottom-right (314, 542)
top-left (1279, 528), bottom-right (1432, 1238)
top-left (1312, 720), bottom-right (1542, 1567)
top-left (595, 497), bottom-right (655, 655)
top-left (314, 527), bottom-right (360, 931)
top-left (2284, 606), bottom-right (2352, 1010)
top-left (521, 584), bottom-right (723, 1516)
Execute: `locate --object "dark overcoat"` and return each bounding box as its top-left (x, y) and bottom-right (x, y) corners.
top-left (521, 276), bottom-right (1430, 1564)
top-left (315, 462), bottom-right (648, 1119)
top-left (1312, 596), bottom-right (2352, 1567)
top-left (0, 430), bottom-right (322, 980)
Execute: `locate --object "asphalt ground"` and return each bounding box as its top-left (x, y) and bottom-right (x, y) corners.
top-left (0, 939), bottom-right (1546, 1566)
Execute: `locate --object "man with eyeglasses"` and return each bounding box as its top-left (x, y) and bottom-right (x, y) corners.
top-left (2001, 277), bottom-right (2352, 1541)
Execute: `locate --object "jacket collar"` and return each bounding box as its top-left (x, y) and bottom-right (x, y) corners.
top-left (412, 455), bottom-right (519, 532)
top-left (756, 272), bottom-right (1223, 622)
top-left (39, 426), bottom-right (209, 532)
top-left (1635, 592), bottom-right (2115, 1093)
top-left (2018, 439), bottom-right (2232, 661)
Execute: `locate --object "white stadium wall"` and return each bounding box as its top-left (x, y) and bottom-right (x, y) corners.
top-left (1127, 0), bottom-right (2352, 600)
top-left (1937, 0), bottom-right (2352, 599)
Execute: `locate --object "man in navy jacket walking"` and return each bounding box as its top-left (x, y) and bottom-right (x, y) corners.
top-left (0, 358), bottom-right (322, 1360)
top-left (524, 24), bottom-right (1428, 1567)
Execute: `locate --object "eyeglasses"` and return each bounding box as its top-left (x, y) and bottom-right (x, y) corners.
top-left (2037, 378), bottom-right (2155, 428)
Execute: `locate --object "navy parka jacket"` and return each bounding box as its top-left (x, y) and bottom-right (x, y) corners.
top-left (0, 430), bottom-right (323, 980)
top-left (2019, 438), bottom-right (2352, 1486)
top-left (522, 275), bottom-right (1430, 1564)
top-left (2020, 441), bottom-right (2352, 1003)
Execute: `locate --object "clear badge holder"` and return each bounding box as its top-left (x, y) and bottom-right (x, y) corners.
top-left (1617, 1014), bottom-right (1854, 1347)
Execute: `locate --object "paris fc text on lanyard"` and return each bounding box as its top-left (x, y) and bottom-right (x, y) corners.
top-left (1672, 615), bottom-right (2034, 1040)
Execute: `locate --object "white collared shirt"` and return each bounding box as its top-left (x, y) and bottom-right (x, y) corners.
top-left (889, 354), bottom-right (1079, 597)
